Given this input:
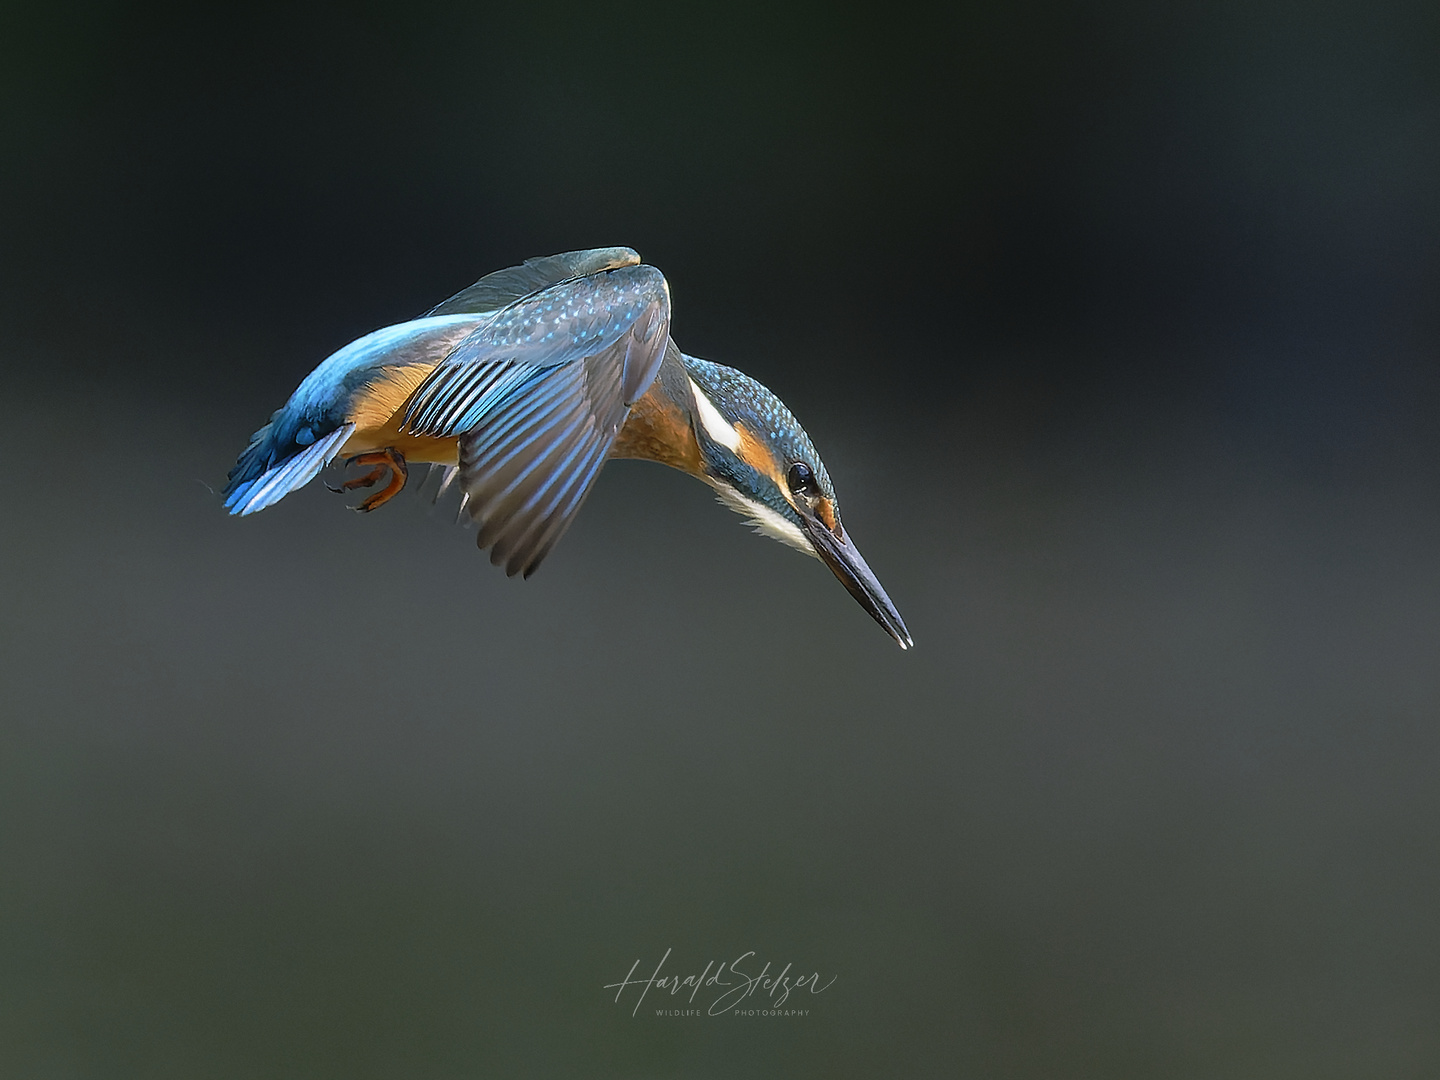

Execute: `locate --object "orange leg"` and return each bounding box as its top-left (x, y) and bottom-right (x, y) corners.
top-left (326, 449), bottom-right (409, 513)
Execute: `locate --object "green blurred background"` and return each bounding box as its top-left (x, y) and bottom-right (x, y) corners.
top-left (2, 1), bottom-right (1439, 1076)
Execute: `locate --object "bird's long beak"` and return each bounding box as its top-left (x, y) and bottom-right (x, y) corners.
top-left (799, 511), bottom-right (913, 650)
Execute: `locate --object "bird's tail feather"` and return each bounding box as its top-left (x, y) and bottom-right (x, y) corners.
top-left (224, 423), bottom-right (355, 515)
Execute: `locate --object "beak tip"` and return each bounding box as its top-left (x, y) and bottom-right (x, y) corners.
top-left (801, 512), bottom-right (914, 653)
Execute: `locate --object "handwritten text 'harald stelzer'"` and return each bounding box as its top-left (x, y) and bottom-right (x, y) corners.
top-left (604, 948), bottom-right (835, 1017)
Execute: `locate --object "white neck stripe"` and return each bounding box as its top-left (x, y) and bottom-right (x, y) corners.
top-left (688, 377), bottom-right (742, 453)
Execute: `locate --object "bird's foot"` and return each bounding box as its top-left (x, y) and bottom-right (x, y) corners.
top-left (325, 449), bottom-right (409, 512)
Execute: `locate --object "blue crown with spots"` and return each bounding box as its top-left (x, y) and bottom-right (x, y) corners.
top-left (684, 356), bottom-right (834, 499)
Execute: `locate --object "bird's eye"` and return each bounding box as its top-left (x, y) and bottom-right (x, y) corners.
top-left (787, 462), bottom-right (818, 498)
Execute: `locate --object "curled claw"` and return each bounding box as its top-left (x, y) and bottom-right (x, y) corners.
top-left (325, 465), bottom-right (382, 493)
top-left (327, 449), bottom-right (409, 512)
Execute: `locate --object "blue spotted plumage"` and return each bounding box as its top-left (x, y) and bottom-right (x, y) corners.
top-left (225, 246), bottom-right (912, 646)
top-left (401, 264), bottom-right (669, 439)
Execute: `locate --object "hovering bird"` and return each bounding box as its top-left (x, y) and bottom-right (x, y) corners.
top-left (225, 248), bottom-right (912, 648)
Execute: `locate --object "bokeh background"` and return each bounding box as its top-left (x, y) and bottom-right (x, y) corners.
top-left (3, 1), bottom-right (1439, 1076)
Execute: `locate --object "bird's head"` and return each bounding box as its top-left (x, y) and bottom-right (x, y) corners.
top-left (681, 355), bottom-right (912, 650)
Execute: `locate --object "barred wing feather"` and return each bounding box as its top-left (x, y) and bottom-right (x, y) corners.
top-left (404, 264), bottom-right (671, 577)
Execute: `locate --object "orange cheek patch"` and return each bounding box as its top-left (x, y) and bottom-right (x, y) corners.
top-left (733, 422), bottom-right (786, 489)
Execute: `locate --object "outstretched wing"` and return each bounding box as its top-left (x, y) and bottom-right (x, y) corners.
top-left (424, 247), bottom-right (641, 317)
top-left (404, 264), bottom-right (671, 577)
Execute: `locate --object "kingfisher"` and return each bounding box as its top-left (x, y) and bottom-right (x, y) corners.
top-left (225, 248), bottom-right (912, 648)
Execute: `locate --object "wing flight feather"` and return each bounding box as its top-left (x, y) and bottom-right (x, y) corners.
top-left (406, 263), bottom-right (670, 576)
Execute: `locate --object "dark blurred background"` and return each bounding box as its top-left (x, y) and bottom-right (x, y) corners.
top-left (2, 1), bottom-right (1439, 1076)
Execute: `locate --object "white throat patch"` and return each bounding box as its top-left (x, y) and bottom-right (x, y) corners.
top-left (710, 482), bottom-right (817, 558)
top-left (688, 377), bottom-right (742, 453)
